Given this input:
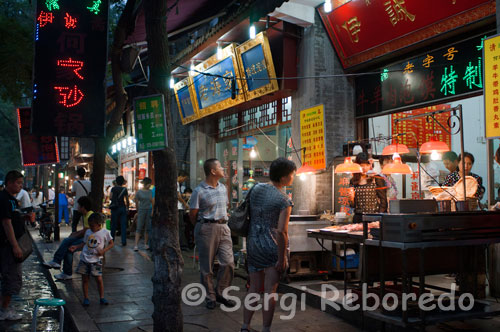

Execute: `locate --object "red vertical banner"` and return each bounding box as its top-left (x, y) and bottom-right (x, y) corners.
top-left (17, 107), bottom-right (59, 166)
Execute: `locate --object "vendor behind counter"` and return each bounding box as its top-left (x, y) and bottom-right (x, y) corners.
top-left (349, 152), bottom-right (388, 214)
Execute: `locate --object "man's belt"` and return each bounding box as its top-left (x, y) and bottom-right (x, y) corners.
top-left (201, 218), bottom-right (226, 224)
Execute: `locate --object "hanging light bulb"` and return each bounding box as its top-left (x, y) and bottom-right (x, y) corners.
top-left (430, 150), bottom-right (441, 161)
top-left (189, 61), bottom-right (195, 76)
top-left (324, 0), bottom-right (332, 13)
top-left (420, 137), bottom-right (450, 154)
top-left (249, 24), bottom-right (256, 39)
top-left (382, 153), bottom-right (412, 174)
top-left (249, 148), bottom-right (257, 159)
top-left (299, 173), bottom-right (307, 181)
top-left (169, 77), bottom-right (175, 89)
top-left (334, 156), bottom-right (363, 174)
top-left (216, 42), bottom-right (223, 60)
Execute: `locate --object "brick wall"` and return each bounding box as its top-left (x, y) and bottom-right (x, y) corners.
top-left (291, 12), bottom-right (355, 215)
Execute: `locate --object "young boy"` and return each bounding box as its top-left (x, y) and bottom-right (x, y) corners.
top-left (70, 213), bottom-right (113, 306)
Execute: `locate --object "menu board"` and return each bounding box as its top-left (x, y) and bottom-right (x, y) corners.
top-left (300, 105), bottom-right (326, 170)
top-left (32, 0), bottom-right (108, 137)
top-left (133, 94), bottom-right (168, 152)
top-left (391, 104), bottom-right (452, 149)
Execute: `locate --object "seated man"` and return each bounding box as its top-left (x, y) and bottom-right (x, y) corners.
top-left (43, 196), bottom-right (93, 280)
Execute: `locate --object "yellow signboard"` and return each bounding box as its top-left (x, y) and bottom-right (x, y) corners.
top-left (484, 34), bottom-right (500, 138)
top-left (300, 105), bottom-right (326, 170)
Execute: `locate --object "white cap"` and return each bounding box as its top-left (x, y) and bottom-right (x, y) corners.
top-left (352, 145), bottom-right (363, 156)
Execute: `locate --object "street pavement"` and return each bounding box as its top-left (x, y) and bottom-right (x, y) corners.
top-left (29, 225), bottom-right (500, 332)
top-left (32, 226), bottom-right (359, 332)
top-left (0, 245), bottom-right (62, 332)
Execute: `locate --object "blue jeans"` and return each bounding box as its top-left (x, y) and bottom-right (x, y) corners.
top-left (53, 236), bottom-right (83, 276)
top-left (111, 206), bottom-right (128, 245)
top-left (58, 204), bottom-right (70, 224)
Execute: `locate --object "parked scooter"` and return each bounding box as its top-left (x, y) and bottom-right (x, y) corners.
top-left (38, 203), bottom-right (54, 243)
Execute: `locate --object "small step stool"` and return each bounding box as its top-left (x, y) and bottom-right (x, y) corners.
top-left (31, 298), bottom-right (65, 332)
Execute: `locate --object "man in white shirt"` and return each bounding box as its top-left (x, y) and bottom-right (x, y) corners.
top-left (16, 188), bottom-right (32, 211)
top-left (71, 168), bottom-right (91, 232)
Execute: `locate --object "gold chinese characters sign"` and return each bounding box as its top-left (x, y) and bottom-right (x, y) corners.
top-left (174, 77), bottom-right (200, 125)
top-left (191, 44), bottom-right (245, 117)
top-left (236, 32), bottom-right (278, 101)
top-left (300, 105), bottom-right (326, 170)
top-left (484, 34), bottom-right (500, 138)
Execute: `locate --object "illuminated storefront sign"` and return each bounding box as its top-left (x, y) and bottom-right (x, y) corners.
top-left (236, 32), bottom-right (278, 101)
top-left (192, 44), bottom-right (245, 117)
top-left (300, 105), bottom-right (326, 170)
top-left (17, 107), bottom-right (60, 166)
top-left (318, 0), bottom-right (494, 69)
top-left (483, 34), bottom-right (500, 138)
top-left (32, 0), bottom-right (109, 137)
top-left (133, 94), bottom-right (168, 152)
top-left (356, 33), bottom-right (489, 117)
top-left (174, 77), bottom-right (200, 125)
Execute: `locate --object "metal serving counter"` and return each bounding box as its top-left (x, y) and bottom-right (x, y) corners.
top-left (306, 211), bottom-right (500, 330)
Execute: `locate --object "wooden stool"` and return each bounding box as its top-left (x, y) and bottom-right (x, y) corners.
top-left (31, 298), bottom-right (65, 332)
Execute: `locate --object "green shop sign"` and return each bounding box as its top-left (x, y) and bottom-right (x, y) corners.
top-left (133, 94), bottom-right (168, 152)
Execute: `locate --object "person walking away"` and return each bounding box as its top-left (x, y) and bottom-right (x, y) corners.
top-left (71, 213), bottom-right (113, 306)
top-left (134, 177), bottom-right (153, 251)
top-left (43, 196), bottom-right (93, 280)
top-left (177, 170), bottom-right (189, 251)
top-left (16, 187), bottom-right (32, 212)
top-left (0, 170), bottom-right (26, 320)
top-left (241, 157), bottom-right (296, 332)
top-left (110, 176), bottom-right (129, 246)
top-left (58, 186), bottom-right (70, 225)
top-left (189, 158), bottom-right (235, 310)
top-left (71, 167), bottom-right (91, 232)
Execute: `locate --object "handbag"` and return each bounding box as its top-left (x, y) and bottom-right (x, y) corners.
top-left (15, 226), bottom-right (33, 263)
top-left (109, 187), bottom-right (126, 209)
top-left (228, 185), bottom-right (256, 237)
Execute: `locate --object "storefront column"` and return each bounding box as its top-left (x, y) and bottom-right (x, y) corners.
top-left (189, 120), bottom-right (217, 187)
top-left (290, 11), bottom-right (355, 215)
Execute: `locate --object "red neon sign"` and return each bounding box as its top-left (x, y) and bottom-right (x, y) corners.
top-left (64, 12), bottom-right (77, 29)
top-left (54, 85), bottom-right (84, 107)
top-left (37, 11), bottom-right (54, 27)
top-left (56, 58), bottom-right (84, 79)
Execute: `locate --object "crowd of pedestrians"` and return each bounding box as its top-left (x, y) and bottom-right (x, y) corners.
top-left (0, 156), bottom-right (298, 331)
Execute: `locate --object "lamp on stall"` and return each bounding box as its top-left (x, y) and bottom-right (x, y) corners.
top-left (249, 148), bottom-right (257, 159)
top-left (296, 147), bottom-right (316, 181)
top-left (334, 156), bottom-right (363, 174)
top-left (382, 153), bottom-right (412, 175)
top-left (382, 142), bottom-right (410, 156)
top-left (323, 0), bottom-right (332, 13)
top-left (216, 42), bottom-right (223, 60)
top-left (419, 137), bottom-right (450, 158)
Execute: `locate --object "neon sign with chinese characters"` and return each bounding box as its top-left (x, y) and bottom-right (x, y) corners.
top-left (355, 33), bottom-right (490, 117)
top-left (32, 0), bottom-right (108, 137)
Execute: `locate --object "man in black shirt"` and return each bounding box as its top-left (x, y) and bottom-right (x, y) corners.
top-left (0, 170), bottom-right (24, 320)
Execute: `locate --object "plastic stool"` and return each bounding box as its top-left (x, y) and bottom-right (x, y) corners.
top-left (31, 298), bottom-right (65, 332)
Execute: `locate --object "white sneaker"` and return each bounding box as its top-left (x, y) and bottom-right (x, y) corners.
top-left (0, 309), bottom-right (22, 320)
top-left (43, 260), bottom-right (61, 269)
top-left (133, 246), bottom-right (139, 251)
top-left (54, 273), bottom-right (72, 280)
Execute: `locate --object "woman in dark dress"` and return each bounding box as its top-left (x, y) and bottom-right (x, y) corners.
top-left (443, 152), bottom-right (485, 200)
top-left (349, 152), bottom-right (388, 213)
top-left (241, 157), bottom-right (296, 332)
